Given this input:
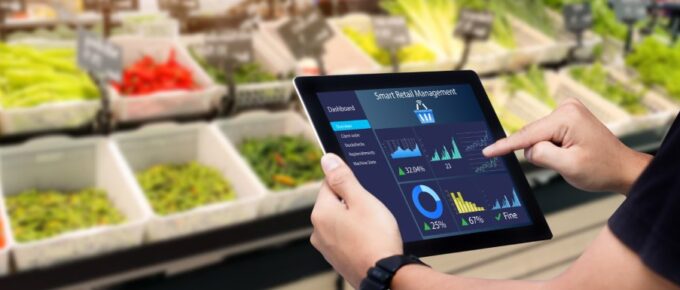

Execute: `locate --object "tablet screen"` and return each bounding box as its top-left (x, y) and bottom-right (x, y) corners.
top-left (317, 84), bottom-right (533, 242)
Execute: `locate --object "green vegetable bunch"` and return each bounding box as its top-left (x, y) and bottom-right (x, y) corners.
top-left (626, 38), bottom-right (680, 101)
top-left (570, 63), bottom-right (647, 115)
top-left (137, 162), bottom-right (236, 216)
top-left (342, 27), bottom-right (437, 66)
top-left (506, 65), bottom-right (557, 108)
top-left (0, 43), bottom-right (99, 108)
top-left (190, 49), bottom-right (277, 85)
top-left (7, 188), bottom-right (125, 242)
top-left (239, 135), bottom-right (323, 190)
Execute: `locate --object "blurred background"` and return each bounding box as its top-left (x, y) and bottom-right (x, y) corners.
top-left (0, 0), bottom-right (677, 289)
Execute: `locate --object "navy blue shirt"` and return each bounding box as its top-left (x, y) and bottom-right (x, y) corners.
top-left (609, 115), bottom-right (680, 286)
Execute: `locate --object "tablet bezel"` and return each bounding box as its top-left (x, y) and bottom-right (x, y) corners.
top-left (294, 70), bottom-right (552, 257)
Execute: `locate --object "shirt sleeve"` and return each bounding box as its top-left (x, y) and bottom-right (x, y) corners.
top-left (608, 115), bottom-right (680, 286)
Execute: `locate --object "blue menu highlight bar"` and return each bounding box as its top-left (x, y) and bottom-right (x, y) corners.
top-left (331, 120), bottom-right (372, 132)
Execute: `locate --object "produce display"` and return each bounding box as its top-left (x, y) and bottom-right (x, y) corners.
top-left (137, 162), bottom-right (236, 216)
top-left (342, 26), bottom-right (437, 66)
top-left (0, 44), bottom-right (99, 108)
top-left (239, 136), bottom-right (323, 190)
top-left (626, 38), bottom-right (680, 101)
top-left (506, 66), bottom-right (556, 108)
top-left (0, 219), bottom-right (5, 249)
top-left (112, 49), bottom-right (198, 96)
top-left (191, 50), bottom-right (278, 85)
top-left (570, 63), bottom-right (647, 115)
top-left (6, 189), bottom-right (125, 243)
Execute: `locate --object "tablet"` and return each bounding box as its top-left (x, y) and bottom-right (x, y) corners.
top-left (294, 71), bottom-right (552, 257)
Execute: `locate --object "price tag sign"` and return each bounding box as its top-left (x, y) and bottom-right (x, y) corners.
top-left (158, 0), bottom-right (199, 14)
top-left (372, 16), bottom-right (410, 50)
top-left (278, 9), bottom-right (334, 58)
top-left (454, 9), bottom-right (494, 41)
top-left (77, 30), bottom-right (123, 82)
top-left (613, 0), bottom-right (648, 22)
top-left (0, 0), bottom-right (21, 13)
top-left (200, 30), bottom-right (254, 66)
top-left (83, 0), bottom-right (139, 11)
top-left (563, 3), bottom-right (593, 33)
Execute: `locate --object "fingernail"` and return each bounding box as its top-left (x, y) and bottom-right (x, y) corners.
top-left (321, 154), bottom-right (341, 173)
top-left (482, 144), bottom-right (495, 156)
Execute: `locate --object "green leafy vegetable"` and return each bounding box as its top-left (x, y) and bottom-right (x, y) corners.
top-left (626, 37), bottom-right (680, 101)
top-left (137, 162), bottom-right (236, 216)
top-left (506, 66), bottom-right (556, 108)
top-left (190, 49), bottom-right (277, 85)
top-left (239, 136), bottom-right (323, 190)
top-left (570, 63), bottom-right (647, 115)
top-left (7, 188), bottom-right (125, 242)
top-left (0, 44), bottom-right (99, 108)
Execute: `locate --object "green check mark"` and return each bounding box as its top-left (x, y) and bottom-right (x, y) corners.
top-left (495, 213), bottom-right (502, 221)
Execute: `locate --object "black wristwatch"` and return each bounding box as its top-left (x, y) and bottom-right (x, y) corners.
top-left (359, 254), bottom-right (429, 290)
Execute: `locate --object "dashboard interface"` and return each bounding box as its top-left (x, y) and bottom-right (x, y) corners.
top-left (318, 85), bottom-right (533, 242)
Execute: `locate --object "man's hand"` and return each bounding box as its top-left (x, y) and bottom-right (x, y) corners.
top-left (483, 98), bottom-right (652, 194)
top-left (310, 153), bottom-right (403, 289)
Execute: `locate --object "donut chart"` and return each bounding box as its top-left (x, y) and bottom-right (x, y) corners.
top-left (411, 185), bottom-right (443, 219)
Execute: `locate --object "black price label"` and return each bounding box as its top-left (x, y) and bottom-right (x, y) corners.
top-left (563, 3), bottom-right (593, 33)
top-left (613, 0), bottom-right (648, 22)
top-left (158, 0), bottom-right (199, 11)
top-left (372, 16), bottom-right (410, 49)
top-left (77, 30), bottom-right (123, 82)
top-left (454, 9), bottom-right (494, 41)
top-left (83, 0), bottom-right (139, 11)
top-left (199, 30), bottom-right (254, 66)
top-left (278, 9), bottom-right (334, 58)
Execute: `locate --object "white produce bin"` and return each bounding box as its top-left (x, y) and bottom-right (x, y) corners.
top-left (108, 36), bottom-right (225, 122)
top-left (258, 18), bottom-right (380, 75)
top-left (563, 66), bottom-right (680, 136)
top-left (183, 34), bottom-right (295, 112)
top-left (504, 15), bottom-right (556, 71)
top-left (215, 111), bottom-right (323, 216)
top-left (0, 137), bottom-right (149, 271)
top-left (112, 123), bottom-right (263, 242)
top-left (0, 40), bottom-right (99, 136)
top-left (545, 71), bottom-right (632, 136)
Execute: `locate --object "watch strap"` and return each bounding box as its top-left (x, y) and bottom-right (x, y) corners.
top-left (359, 255), bottom-right (428, 290)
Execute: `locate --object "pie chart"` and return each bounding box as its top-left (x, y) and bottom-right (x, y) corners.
top-left (411, 185), bottom-right (443, 219)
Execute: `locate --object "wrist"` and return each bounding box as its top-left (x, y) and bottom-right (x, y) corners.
top-left (390, 264), bottom-right (430, 290)
top-left (359, 255), bottom-right (427, 290)
top-left (614, 149), bottom-right (652, 195)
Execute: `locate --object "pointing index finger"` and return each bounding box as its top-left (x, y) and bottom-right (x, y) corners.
top-left (483, 113), bottom-right (564, 157)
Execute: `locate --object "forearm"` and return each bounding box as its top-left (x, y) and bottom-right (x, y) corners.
top-left (391, 264), bottom-right (545, 290)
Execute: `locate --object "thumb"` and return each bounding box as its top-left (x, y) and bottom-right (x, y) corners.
top-left (320, 153), bottom-right (366, 205)
top-left (524, 141), bottom-right (571, 172)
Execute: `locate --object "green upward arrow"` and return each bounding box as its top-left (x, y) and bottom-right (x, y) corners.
top-left (461, 218), bottom-right (469, 226)
top-left (423, 222), bottom-right (431, 231)
top-left (398, 167), bottom-right (406, 176)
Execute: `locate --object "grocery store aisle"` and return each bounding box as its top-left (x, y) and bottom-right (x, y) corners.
top-left (275, 194), bottom-right (625, 289)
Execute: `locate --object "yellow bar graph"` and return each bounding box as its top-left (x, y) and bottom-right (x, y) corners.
top-left (450, 192), bottom-right (485, 214)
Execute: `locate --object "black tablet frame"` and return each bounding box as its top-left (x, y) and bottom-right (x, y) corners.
top-left (294, 70), bottom-right (552, 257)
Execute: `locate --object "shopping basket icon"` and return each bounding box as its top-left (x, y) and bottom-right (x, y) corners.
top-left (414, 100), bottom-right (435, 124)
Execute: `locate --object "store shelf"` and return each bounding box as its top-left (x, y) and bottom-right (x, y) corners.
top-left (0, 207), bottom-right (314, 289)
